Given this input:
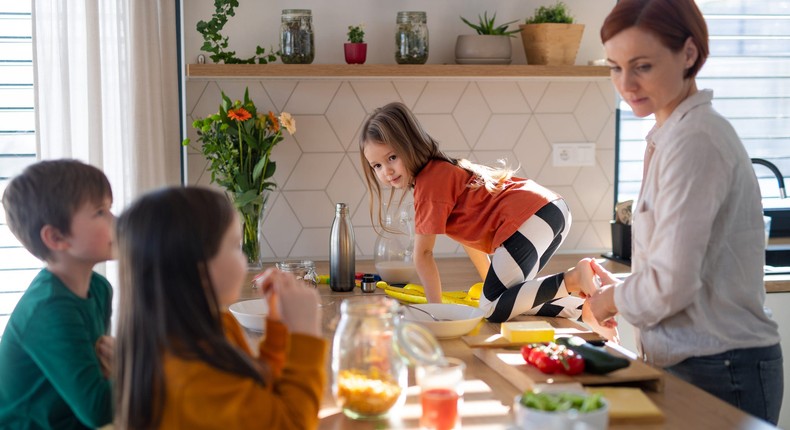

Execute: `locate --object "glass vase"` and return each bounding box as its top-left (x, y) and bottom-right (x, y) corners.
top-left (238, 191), bottom-right (270, 270)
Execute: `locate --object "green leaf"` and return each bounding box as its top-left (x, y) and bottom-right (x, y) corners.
top-left (252, 157), bottom-right (266, 181)
top-left (234, 189), bottom-right (259, 209)
top-left (181, 138), bottom-right (191, 146)
top-left (263, 161), bottom-right (276, 179)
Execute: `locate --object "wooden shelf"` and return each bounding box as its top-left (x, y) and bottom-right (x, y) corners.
top-left (187, 64), bottom-right (610, 79)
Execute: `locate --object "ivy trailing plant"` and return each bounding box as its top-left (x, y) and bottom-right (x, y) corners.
top-left (196, 0), bottom-right (279, 64)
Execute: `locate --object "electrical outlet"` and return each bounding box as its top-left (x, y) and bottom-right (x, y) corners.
top-left (552, 143), bottom-right (596, 167)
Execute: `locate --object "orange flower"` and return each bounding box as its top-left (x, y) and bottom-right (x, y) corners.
top-left (228, 107), bottom-right (252, 122)
top-left (268, 111), bottom-right (280, 132)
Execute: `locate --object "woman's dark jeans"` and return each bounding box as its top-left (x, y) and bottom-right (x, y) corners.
top-left (665, 344), bottom-right (783, 425)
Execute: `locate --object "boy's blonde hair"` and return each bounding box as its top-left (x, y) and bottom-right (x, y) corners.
top-left (2, 159), bottom-right (112, 261)
top-left (359, 102), bottom-right (517, 230)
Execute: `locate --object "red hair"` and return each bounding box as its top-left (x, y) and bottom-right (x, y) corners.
top-left (600, 0), bottom-right (709, 78)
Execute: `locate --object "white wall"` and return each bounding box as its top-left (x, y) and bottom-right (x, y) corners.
top-left (181, 1), bottom-right (615, 66)
top-left (182, 1), bottom-right (619, 261)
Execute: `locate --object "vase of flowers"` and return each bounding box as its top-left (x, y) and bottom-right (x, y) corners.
top-left (183, 88), bottom-right (296, 268)
top-left (344, 24), bottom-right (367, 64)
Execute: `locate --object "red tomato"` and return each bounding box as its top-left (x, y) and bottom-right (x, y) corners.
top-left (564, 351), bottom-right (585, 375)
top-left (535, 354), bottom-right (559, 374)
top-left (528, 347), bottom-right (546, 366)
top-left (520, 344), bottom-right (534, 363)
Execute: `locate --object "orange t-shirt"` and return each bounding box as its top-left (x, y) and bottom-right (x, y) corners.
top-left (413, 159), bottom-right (560, 254)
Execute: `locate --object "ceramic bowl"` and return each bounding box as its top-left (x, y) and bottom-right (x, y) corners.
top-left (513, 393), bottom-right (609, 430)
top-left (229, 299), bottom-right (269, 333)
top-left (401, 303), bottom-right (484, 339)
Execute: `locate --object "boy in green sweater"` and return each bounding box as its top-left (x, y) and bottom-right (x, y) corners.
top-left (0, 159), bottom-right (114, 429)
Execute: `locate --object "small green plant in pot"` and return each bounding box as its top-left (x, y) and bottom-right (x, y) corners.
top-left (344, 24), bottom-right (367, 64)
top-left (461, 12), bottom-right (521, 36)
top-left (519, 2), bottom-right (585, 65)
top-left (456, 11), bottom-right (519, 64)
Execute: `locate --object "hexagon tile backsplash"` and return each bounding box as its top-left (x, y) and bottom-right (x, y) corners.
top-left (185, 78), bottom-right (617, 262)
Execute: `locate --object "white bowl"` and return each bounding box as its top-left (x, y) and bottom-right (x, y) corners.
top-left (513, 394), bottom-right (609, 430)
top-left (401, 304), bottom-right (484, 339)
top-left (229, 299), bottom-right (269, 333)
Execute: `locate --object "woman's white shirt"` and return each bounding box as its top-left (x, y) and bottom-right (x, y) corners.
top-left (615, 89), bottom-right (780, 367)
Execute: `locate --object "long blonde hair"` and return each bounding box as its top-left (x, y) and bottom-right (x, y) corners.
top-left (359, 102), bottom-right (518, 231)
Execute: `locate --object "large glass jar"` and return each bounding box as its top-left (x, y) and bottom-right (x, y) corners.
top-left (374, 204), bottom-right (418, 285)
top-left (395, 11), bottom-right (428, 64)
top-left (280, 9), bottom-right (314, 64)
top-left (332, 297), bottom-right (408, 419)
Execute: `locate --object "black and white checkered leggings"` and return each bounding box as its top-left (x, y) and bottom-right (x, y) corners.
top-left (479, 199), bottom-right (584, 322)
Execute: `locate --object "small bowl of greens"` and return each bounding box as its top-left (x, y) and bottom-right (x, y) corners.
top-left (513, 390), bottom-right (608, 430)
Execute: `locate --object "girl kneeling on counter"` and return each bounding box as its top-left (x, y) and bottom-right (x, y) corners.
top-left (114, 187), bottom-right (326, 429)
top-left (359, 102), bottom-right (604, 329)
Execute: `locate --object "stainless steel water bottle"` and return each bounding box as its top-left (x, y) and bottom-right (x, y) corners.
top-left (330, 203), bottom-right (355, 292)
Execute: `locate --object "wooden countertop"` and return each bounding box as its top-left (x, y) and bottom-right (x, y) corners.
top-left (240, 257), bottom-right (777, 429)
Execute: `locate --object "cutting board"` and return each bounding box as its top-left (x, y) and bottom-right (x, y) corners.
top-left (474, 347), bottom-right (664, 392)
top-left (463, 315), bottom-right (605, 348)
top-left (586, 387), bottom-right (665, 424)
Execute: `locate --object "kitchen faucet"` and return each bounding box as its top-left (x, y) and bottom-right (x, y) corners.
top-left (751, 158), bottom-right (786, 199)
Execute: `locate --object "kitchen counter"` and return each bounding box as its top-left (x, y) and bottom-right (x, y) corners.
top-left (240, 257), bottom-right (780, 429)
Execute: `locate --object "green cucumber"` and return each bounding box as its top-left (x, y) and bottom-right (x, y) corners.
top-left (555, 336), bottom-right (630, 374)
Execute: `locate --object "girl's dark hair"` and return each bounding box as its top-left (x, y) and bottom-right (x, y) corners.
top-left (114, 186), bottom-right (266, 429)
top-left (600, 0), bottom-right (709, 78)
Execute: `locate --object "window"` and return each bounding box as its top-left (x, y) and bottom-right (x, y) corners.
top-left (0, 3), bottom-right (40, 338)
top-left (615, 1), bottom-right (790, 236)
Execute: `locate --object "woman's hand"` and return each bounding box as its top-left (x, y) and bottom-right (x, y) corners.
top-left (95, 335), bottom-right (115, 378)
top-left (587, 284), bottom-right (619, 328)
top-left (582, 301), bottom-right (619, 342)
top-left (254, 268), bottom-right (321, 337)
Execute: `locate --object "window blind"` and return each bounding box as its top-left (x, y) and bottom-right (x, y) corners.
top-left (0, 3), bottom-right (41, 338)
top-left (616, 1), bottom-right (790, 223)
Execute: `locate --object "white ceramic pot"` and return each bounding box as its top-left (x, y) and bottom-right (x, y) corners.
top-left (454, 34), bottom-right (512, 64)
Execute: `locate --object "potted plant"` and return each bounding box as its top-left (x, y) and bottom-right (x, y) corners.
top-left (344, 24), bottom-right (367, 64)
top-left (519, 2), bottom-right (584, 65)
top-left (456, 12), bottom-right (520, 64)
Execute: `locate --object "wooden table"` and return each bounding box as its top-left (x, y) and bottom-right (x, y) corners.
top-left (241, 258), bottom-right (777, 429)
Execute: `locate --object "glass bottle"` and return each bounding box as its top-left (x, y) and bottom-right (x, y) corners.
top-left (330, 203), bottom-right (355, 292)
top-left (395, 11), bottom-right (429, 64)
top-left (331, 297), bottom-right (406, 419)
top-left (374, 204), bottom-right (417, 285)
top-left (280, 9), bottom-right (314, 64)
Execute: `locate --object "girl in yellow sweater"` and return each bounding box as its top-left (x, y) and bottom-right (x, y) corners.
top-left (114, 187), bottom-right (326, 429)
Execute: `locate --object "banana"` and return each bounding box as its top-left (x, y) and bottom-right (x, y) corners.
top-left (403, 283), bottom-right (425, 294)
top-left (442, 291), bottom-right (468, 299)
top-left (384, 288), bottom-right (428, 304)
top-left (380, 281), bottom-right (480, 307)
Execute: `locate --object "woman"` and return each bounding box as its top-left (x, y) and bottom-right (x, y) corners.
top-left (584, 0), bottom-right (782, 424)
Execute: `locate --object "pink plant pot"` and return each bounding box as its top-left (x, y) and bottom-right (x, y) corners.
top-left (344, 43), bottom-right (367, 64)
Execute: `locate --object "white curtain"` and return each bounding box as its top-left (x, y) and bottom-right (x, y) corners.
top-left (32, 0), bottom-right (181, 210)
top-left (32, 1), bottom-right (181, 321)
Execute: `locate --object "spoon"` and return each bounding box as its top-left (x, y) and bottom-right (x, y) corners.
top-left (405, 304), bottom-right (453, 322)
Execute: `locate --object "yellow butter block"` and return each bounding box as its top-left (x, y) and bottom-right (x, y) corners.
top-left (500, 321), bottom-right (555, 343)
